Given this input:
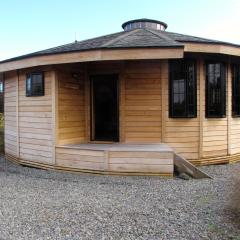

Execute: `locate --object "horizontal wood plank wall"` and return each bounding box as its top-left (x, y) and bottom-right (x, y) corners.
top-left (124, 61), bottom-right (162, 143)
top-left (55, 146), bottom-right (174, 175)
top-left (202, 119), bottom-right (228, 158)
top-left (108, 151), bottom-right (173, 173)
top-left (230, 115), bottom-right (240, 154)
top-left (202, 64), bottom-right (228, 158)
top-left (231, 118), bottom-right (240, 154)
top-left (4, 71), bottom-right (18, 157)
top-left (162, 60), bottom-right (200, 160)
top-left (18, 70), bottom-right (54, 164)
top-left (57, 68), bottom-right (85, 145)
top-left (56, 147), bottom-right (105, 170)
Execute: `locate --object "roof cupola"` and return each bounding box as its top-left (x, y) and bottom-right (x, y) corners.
top-left (122, 18), bottom-right (168, 31)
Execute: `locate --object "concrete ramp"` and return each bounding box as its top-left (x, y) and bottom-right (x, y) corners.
top-left (174, 154), bottom-right (211, 179)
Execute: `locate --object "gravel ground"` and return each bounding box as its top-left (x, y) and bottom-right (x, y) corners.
top-left (0, 156), bottom-right (240, 240)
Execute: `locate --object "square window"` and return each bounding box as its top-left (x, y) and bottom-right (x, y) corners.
top-left (26, 72), bottom-right (44, 97)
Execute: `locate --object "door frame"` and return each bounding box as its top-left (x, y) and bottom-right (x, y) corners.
top-left (90, 74), bottom-right (120, 142)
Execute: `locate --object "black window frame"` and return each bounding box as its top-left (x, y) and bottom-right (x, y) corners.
top-left (169, 59), bottom-right (197, 118)
top-left (26, 72), bottom-right (44, 97)
top-left (232, 64), bottom-right (240, 117)
top-left (205, 62), bottom-right (226, 118)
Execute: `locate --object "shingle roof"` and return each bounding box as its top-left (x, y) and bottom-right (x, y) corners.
top-left (1, 28), bottom-right (240, 63)
top-left (102, 29), bottom-right (182, 48)
top-left (163, 30), bottom-right (240, 48)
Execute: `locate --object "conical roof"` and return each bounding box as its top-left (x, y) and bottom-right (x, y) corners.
top-left (1, 20), bottom-right (240, 63)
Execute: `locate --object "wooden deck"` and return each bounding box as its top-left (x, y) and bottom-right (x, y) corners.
top-left (60, 143), bottom-right (173, 151)
top-left (55, 143), bottom-right (174, 176)
top-left (5, 142), bottom-right (240, 176)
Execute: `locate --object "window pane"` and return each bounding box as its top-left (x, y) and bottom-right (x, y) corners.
top-left (206, 63), bottom-right (226, 117)
top-left (169, 60), bottom-right (196, 118)
top-left (0, 82), bottom-right (3, 93)
top-left (26, 76), bottom-right (31, 96)
top-left (32, 74), bottom-right (43, 95)
top-left (26, 73), bottom-right (44, 97)
top-left (232, 64), bottom-right (240, 116)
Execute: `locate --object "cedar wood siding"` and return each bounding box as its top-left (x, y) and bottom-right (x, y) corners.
top-left (162, 60), bottom-right (200, 160)
top-left (4, 71), bottom-right (18, 157)
top-left (124, 61), bottom-right (162, 143)
top-left (4, 69), bottom-right (54, 164)
top-left (57, 68), bottom-right (86, 145)
top-left (3, 59), bottom-right (240, 165)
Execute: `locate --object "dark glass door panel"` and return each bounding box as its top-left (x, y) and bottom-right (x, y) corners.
top-left (91, 74), bottom-right (119, 141)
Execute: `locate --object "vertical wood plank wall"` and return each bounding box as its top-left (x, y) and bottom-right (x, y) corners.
top-left (18, 70), bottom-right (54, 164)
top-left (4, 71), bottom-right (18, 157)
top-left (124, 61), bottom-right (162, 143)
top-left (57, 69), bottom-right (86, 145)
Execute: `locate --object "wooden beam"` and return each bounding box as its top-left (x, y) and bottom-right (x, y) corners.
top-left (184, 43), bottom-right (240, 56)
top-left (16, 70), bottom-right (19, 158)
top-left (85, 65), bottom-right (91, 142)
top-left (198, 58), bottom-right (204, 159)
top-left (0, 48), bottom-right (184, 72)
top-left (227, 59), bottom-right (232, 155)
top-left (161, 60), bottom-right (167, 143)
top-left (119, 62), bottom-right (126, 143)
top-left (52, 70), bottom-right (57, 164)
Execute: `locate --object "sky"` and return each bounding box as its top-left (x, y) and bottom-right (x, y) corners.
top-left (0, 0), bottom-right (240, 61)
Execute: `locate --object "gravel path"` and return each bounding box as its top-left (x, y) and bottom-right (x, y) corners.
top-left (0, 156), bottom-right (240, 240)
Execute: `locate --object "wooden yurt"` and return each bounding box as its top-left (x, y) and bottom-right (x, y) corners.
top-left (1, 18), bottom-right (240, 176)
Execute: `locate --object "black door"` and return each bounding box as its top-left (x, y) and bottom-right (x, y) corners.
top-left (91, 74), bottom-right (119, 141)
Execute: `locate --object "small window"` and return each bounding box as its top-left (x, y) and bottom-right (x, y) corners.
top-left (26, 72), bottom-right (44, 97)
top-left (206, 62), bottom-right (226, 118)
top-left (0, 74), bottom-right (3, 93)
top-left (169, 59), bottom-right (197, 118)
top-left (0, 82), bottom-right (3, 93)
top-left (232, 64), bottom-right (240, 117)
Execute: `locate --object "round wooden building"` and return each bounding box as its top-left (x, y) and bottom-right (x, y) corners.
top-left (1, 18), bottom-right (240, 176)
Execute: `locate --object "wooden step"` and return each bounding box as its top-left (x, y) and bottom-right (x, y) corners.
top-left (174, 154), bottom-right (211, 179)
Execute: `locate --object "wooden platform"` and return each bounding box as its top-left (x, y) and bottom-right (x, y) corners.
top-left (55, 143), bottom-right (174, 176)
top-left (5, 142), bottom-right (240, 176)
top-left (59, 143), bottom-right (173, 152)
top-left (5, 143), bottom-right (174, 176)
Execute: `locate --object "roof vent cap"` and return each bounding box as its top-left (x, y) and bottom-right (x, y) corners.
top-left (122, 18), bottom-right (168, 31)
